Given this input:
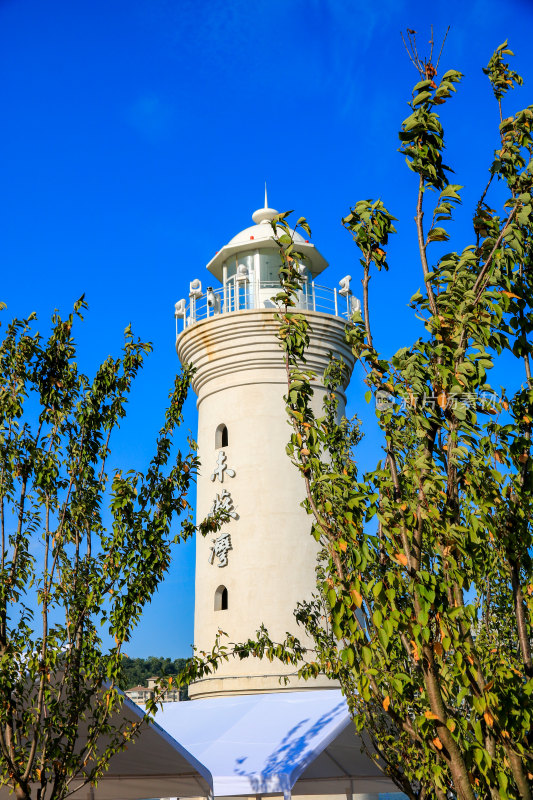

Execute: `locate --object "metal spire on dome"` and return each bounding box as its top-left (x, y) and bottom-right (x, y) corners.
top-left (252, 185), bottom-right (278, 225)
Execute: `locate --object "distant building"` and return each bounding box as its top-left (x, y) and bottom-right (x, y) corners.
top-left (124, 676), bottom-right (181, 706)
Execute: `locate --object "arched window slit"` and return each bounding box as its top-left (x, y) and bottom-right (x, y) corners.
top-left (215, 423), bottom-right (228, 449)
top-left (214, 585), bottom-right (228, 611)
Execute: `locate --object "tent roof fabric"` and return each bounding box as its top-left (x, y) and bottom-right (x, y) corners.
top-left (155, 689), bottom-right (396, 797)
top-left (0, 693), bottom-right (212, 800)
top-left (85, 696), bottom-right (213, 798)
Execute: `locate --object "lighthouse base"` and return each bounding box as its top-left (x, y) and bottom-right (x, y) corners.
top-left (189, 671), bottom-right (337, 700)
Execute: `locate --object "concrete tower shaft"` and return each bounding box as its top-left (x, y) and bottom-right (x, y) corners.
top-left (178, 311), bottom-right (354, 699)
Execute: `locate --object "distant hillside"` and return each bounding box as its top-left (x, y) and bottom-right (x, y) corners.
top-left (119, 656), bottom-right (190, 690)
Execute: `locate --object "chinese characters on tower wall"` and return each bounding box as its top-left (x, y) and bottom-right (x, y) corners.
top-left (208, 449), bottom-right (236, 567)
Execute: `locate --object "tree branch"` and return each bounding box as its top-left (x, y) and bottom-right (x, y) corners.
top-left (416, 176), bottom-right (438, 316)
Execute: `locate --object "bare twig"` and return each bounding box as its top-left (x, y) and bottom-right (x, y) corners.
top-left (435, 26), bottom-right (450, 72)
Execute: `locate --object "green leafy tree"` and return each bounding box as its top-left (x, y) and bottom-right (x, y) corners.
top-left (268, 39), bottom-right (533, 800)
top-left (0, 298), bottom-right (198, 800)
top-left (119, 656), bottom-right (190, 699)
top-left (119, 656), bottom-right (189, 689)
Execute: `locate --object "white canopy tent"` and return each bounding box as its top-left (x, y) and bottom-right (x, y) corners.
top-left (1, 690), bottom-right (402, 800)
top-left (155, 690), bottom-right (399, 799)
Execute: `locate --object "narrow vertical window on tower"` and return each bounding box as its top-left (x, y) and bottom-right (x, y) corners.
top-left (214, 585), bottom-right (228, 611)
top-left (215, 423), bottom-right (228, 448)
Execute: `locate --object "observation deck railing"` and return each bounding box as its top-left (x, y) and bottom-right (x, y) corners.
top-left (175, 279), bottom-right (360, 336)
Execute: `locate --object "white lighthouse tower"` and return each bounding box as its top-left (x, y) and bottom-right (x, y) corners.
top-left (175, 195), bottom-right (357, 700)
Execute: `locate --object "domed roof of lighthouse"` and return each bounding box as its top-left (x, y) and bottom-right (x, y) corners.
top-left (206, 188), bottom-right (329, 282)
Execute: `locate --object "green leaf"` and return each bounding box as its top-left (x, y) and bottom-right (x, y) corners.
top-left (441, 69), bottom-right (463, 82)
top-left (427, 227), bottom-right (450, 243)
top-left (412, 91), bottom-right (432, 106)
top-left (413, 79), bottom-right (434, 93)
top-left (440, 184), bottom-right (463, 200)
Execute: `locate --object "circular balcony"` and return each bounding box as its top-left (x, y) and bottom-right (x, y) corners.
top-left (175, 279), bottom-right (360, 337)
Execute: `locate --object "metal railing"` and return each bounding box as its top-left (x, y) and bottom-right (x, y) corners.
top-left (174, 280), bottom-right (360, 335)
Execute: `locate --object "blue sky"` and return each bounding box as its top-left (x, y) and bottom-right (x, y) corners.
top-left (1, 0), bottom-right (532, 658)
